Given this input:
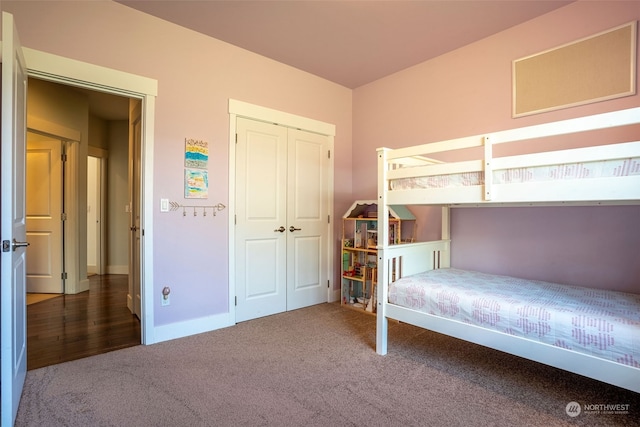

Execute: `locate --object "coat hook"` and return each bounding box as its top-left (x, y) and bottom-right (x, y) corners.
top-left (168, 200), bottom-right (226, 218)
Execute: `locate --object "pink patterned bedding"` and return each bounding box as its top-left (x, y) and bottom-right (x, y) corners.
top-left (388, 268), bottom-right (640, 366)
top-left (390, 157), bottom-right (640, 190)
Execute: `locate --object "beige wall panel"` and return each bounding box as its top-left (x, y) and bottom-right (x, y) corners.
top-left (513, 22), bottom-right (636, 117)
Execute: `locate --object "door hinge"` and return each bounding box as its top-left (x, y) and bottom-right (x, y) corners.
top-left (61, 153), bottom-right (67, 162)
top-left (235, 133), bottom-right (238, 144)
top-left (61, 272), bottom-right (68, 280)
top-left (328, 214), bottom-right (330, 224)
top-left (327, 280), bottom-right (330, 288)
top-left (328, 150), bottom-right (330, 159)
top-left (61, 212), bottom-right (67, 221)
top-left (235, 296), bottom-right (237, 306)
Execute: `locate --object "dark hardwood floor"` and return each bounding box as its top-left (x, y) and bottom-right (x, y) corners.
top-left (27, 274), bottom-right (141, 370)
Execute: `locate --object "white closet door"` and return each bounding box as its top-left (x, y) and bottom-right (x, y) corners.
top-left (236, 118), bottom-right (288, 322)
top-left (235, 119), bottom-right (329, 322)
top-left (286, 129), bottom-right (328, 310)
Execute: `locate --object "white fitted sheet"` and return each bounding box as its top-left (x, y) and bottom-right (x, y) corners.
top-left (389, 268), bottom-right (640, 366)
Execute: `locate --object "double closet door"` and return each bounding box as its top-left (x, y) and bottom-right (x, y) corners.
top-left (235, 118), bottom-right (329, 322)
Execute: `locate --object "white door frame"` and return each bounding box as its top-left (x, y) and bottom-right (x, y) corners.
top-left (228, 99), bottom-right (335, 321)
top-left (23, 47), bottom-right (158, 344)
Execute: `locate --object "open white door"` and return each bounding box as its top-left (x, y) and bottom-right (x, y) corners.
top-left (1, 11), bottom-right (29, 426)
top-left (128, 100), bottom-right (142, 318)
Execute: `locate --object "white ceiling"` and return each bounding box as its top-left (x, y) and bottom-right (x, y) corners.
top-left (117, 0), bottom-right (575, 89)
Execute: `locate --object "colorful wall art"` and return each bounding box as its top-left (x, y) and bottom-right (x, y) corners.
top-left (185, 168), bottom-right (208, 199)
top-left (185, 138), bottom-right (209, 169)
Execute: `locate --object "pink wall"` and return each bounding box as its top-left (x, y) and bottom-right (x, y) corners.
top-left (353, 1), bottom-right (640, 292)
top-left (3, 0), bottom-right (639, 337)
top-left (3, 1), bottom-right (353, 326)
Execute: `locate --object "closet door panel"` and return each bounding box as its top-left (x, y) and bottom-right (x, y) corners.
top-left (235, 118), bottom-right (287, 322)
top-left (287, 129), bottom-right (329, 310)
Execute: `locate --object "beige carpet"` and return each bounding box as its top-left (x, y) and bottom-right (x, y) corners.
top-left (16, 303), bottom-right (639, 426)
top-left (26, 293), bottom-right (61, 305)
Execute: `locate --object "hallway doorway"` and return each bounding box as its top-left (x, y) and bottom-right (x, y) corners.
top-left (26, 78), bottom-right (142, 366)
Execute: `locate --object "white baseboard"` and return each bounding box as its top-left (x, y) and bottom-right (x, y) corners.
top-left (66, 278), bottom-right (90, 294)
top-left (107, 265), bottom-right (129, 275)
top-left (152, 312), bottom-right (235, 344)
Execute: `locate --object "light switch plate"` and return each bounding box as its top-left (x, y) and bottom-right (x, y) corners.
top-left (160, 198), bottom-right (169, 212)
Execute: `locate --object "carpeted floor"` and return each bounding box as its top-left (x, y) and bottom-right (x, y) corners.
top-left (15, 303), bottom-right (639, 426)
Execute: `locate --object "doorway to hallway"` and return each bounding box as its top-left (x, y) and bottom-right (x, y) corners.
top-left (25, 78), bottom-right (142, 366)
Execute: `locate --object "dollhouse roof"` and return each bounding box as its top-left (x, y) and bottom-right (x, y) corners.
top-left (342, 200), bottom-right (415, 220)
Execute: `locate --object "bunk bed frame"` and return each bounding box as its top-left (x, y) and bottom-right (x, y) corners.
top-left (376, 107), bottom-right (640, 393)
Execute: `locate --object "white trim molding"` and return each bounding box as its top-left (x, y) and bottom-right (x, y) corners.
top-left (23, 47), bottom-right (158, 345)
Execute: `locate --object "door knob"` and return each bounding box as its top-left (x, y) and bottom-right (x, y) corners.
top-left (289, 226), bottom-right (302, 232)
top-left (274, 226), bottom-right (286, 233)
top-left (12, 238), bottom-right (30, 251)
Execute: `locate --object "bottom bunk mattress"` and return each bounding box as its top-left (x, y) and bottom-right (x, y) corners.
top-left (388, 268), bottom-right (640, 367)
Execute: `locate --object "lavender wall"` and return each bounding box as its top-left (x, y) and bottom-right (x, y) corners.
top-left (4, 0), bottom-right (638, 340)
top-left (3, 1), bottom-right (353, 327)
top-left (353, 1), bottom-right (640, 292)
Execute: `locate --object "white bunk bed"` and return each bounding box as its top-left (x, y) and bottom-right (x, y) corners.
top-left (376, 107), bottom-right (640, 393)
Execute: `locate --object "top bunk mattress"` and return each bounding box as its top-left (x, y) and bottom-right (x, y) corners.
top-left (388, 268), bottom-right (640, 367)
top-left (390, 157), bottom-right (640, 190)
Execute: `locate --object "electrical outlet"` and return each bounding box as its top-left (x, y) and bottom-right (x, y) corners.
top-left (161, 286), bottom-right (171, 306)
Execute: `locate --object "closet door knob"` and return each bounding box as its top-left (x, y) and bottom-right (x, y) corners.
top-left (274, 226), bottom-right (286, 233)
top-left (289, 226), bottom-right (302, 232)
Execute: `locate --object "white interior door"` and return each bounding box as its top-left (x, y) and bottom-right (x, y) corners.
top-left (235, 118), bottom-right (288, 322)
top-left (87, 155), bottom-right (100, 275)
top-left (1, 11), bottom-right (29, 426)
top-left (235, 118), bottom-right (329, 322)
top-left (26, 134), bottom-right (63, 293)
top-left (129, 100), bottom-right (142, 318)
top-left (286, 129), bottom-right (329, 310)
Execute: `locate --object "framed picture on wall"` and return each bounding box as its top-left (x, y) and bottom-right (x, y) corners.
top-left (185, 138), bottom-right (208, 169)
top-left (513, 21), bottom-right (637, 117)
top-left (184, 168), bottom-right (208, 199)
